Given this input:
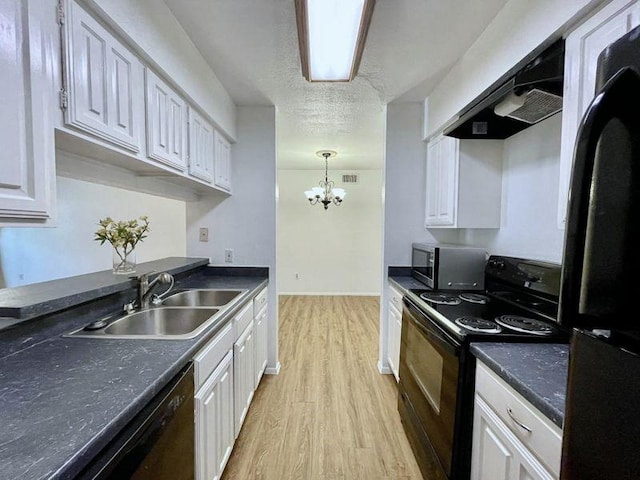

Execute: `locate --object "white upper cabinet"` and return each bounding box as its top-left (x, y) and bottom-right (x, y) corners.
top-left (425, 135), bottom-right (458, 226)
top-left (214, 130), bottom-right (232, 192)
top-left (189, 108), bottom-right (215, 183)
top-left (425, 135), bottom-right (503, 229)
top-left (63, 0), bottom-right (143, 152)
top-left (557, 0), bottom-right (640, 228)
top-left (0, 0), bottom-right (56, 225)
top-left (145, 68), bottom-right (188, 171)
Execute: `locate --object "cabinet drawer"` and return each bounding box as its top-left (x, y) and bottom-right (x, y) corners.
top-left (234, 301), bottom-right (254, 340)
top-left (389, 285), bottom-right (403, 312)
top-left (253, 287), bottom-right (268, 318)
top-left (475, 363), bottom-right (562, 476)
top-left (194, 321), bottom-right (233, 390)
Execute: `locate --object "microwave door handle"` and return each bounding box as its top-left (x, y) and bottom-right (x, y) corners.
top-left (560, 67), bottom-right (640, 326)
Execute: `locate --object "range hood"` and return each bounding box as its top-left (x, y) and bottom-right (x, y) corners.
top-left (444, 39), bottom-right (565, 139)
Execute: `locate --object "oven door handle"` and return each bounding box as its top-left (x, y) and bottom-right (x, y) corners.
top-left (409, 312), bottom-right (460, 356)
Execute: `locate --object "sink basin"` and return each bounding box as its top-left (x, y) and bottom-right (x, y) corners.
top-left (161, 289), bottom-right (246, 307)
top-left (67, 307), bottom-right (221, 339)
top-left (104, 308), bottom-right (219, 336)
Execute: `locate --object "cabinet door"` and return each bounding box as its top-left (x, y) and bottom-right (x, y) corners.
top-left (425, 135), bottom-right (459, 227)
top-left (145, 69), bottom-right (188, 171)
top-left (214, 130), bottom-right (232, 191)
top-left (557, 0), bottom-right (640, 227)
top-left (387, 303), bottom-right (402, 382)
top-left (189, 107), bottom-right (215, 182)
top-left (437, 136), bottom-right (459, 226)
top-left (254, 307), bottom-right (269, 387)
top-left (425, 138), bottom-right (441, 225)
top-left (196, 350), bottom-right (235, 480)
top-left (234, 322), bottom-right (255, 437)
top-left (0, 0), bottom-right (54, 222)
top-left (65, 0), bottom-right (142, 152)
top-left (471, 396), bottom-right (554, 480)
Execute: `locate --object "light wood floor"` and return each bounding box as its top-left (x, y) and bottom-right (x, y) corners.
top-left (222, 295), bottom-right (422, 480)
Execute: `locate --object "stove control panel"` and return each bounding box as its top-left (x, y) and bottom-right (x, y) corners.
top-left (486, 256), bottom-right (560, 297)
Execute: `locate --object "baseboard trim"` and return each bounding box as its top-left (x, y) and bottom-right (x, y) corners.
top-left (378, 361), bottom-right (392, 375)
top-left (265, 362), bottom-right (281, 375)
top-left (279, 292), bottom-right (380, 296)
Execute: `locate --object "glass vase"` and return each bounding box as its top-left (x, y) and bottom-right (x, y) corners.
top-left (112, 247), bottom-right (136, 275)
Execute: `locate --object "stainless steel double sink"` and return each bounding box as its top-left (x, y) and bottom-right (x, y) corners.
top-left (66, 289), bottom-right (248, 340)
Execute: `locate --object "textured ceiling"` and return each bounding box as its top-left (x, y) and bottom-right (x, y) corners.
top-left (165, 0), bottom-right (508, 170)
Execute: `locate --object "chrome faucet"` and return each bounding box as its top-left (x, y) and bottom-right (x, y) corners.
top-left (130, 271), bottom-right (174, 310)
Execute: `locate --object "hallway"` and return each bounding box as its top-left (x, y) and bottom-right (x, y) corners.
top-left (223, 295), bottom-right (422, 479)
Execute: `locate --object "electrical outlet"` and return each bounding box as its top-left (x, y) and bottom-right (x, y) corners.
top-left (199, 227), bottom-right (209, 242)
top-left (225, 249), bottom-right (233, 263)
top-left (295, 273), bottom-right (299, 280)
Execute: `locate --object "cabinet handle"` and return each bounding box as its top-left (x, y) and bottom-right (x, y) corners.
top-left (507, 408), bottom-right (532, 433)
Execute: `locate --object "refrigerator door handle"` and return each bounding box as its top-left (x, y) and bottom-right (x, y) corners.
top-left (560, 67), bottom-right (640, 326)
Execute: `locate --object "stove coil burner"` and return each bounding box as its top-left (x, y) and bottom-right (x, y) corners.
top-left (494, 315), bottom-right (555, 336)
top-left (455, 316), bottom-right (502, 333)
top-left (459, 293), bottom-right (490, 304)
top-left (420, 292), bottom-right (462, 306)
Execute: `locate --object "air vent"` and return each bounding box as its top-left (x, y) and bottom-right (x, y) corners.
top-left (503, 88), bottom-right (563, 124)
top-left (342, 174), bottom-right (358, 184)
top-left (472, 122), bottom-right (488, 135)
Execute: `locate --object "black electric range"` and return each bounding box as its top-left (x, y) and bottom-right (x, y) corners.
top-left (404, 255), bottom-right (567, 344)
top-left (398, 256), bottom-right (569, 480)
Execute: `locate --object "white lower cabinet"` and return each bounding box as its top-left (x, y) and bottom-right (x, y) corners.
top-left (253, 287), bottom-right (269, 386)
top-left (195, 350), bottom-right (234, 480)
top-left (387, 284), bottom-right (403, 382)
top-left (194, 286), bottom-right (270, 479)
top-left (472, 396), bottom-right (554, 480)
top-left (387, 305), bottom-right (402, 382)
top-left (234, 321), bottom-right (255, 437)
top-left (472, 362), bottom-right (562, 480)
top-left (254, 304), bottom-right (269, 387)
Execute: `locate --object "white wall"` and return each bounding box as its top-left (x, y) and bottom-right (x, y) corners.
top-left (378, 103), bottom-right (459, 373)
top-left (0, 174), bottom-right (187, 287)
top-left (426, 0), bottom-right (600, 137)
top-left (277, 169), bottom-right (383, 295)
top-left (186, 106), bottom-right (279, 371)
top-left (457, 115), bottom-right (565, 263)
top-left (384, 103), bottom-right (460, 268)
top-left (86, 0), bottom-right (236, 140)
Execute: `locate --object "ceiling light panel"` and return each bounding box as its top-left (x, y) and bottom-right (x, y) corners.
top-left (296, 0), bottom-right (375, 82)
top-left (307, 0), bottom-right (364, 81)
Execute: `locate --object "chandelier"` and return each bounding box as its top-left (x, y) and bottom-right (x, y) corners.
top-left (304, 150), bottom-right (346, 210)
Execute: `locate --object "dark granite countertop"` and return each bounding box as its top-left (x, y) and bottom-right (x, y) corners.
top-left (389, 276), bottom-right (426, 293)
top-left (0, 257), bottom-right (209, 321)
top-left (0, 260), bottom-right (268, 480)
top-left (470, 343), bottom-right (569, 428)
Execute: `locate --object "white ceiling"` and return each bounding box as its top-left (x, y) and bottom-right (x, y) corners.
top-left (165, 0), bottom-right (508, 170)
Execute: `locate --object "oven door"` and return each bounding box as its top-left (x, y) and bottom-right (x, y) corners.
top-left (399, 297), bottom-right (460, 479)
top-left (412, 246), bottom-right (437, 288)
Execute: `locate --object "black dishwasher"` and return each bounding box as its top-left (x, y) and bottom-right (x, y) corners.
top-left (76, 363), bottom-right (195, 480)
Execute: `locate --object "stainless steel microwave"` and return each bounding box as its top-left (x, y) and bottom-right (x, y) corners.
top-left (411, 243), bottom-right (487, 290)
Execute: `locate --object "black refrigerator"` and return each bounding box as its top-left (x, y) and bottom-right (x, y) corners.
top-left (559, 26), bottom-right (640, 480)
